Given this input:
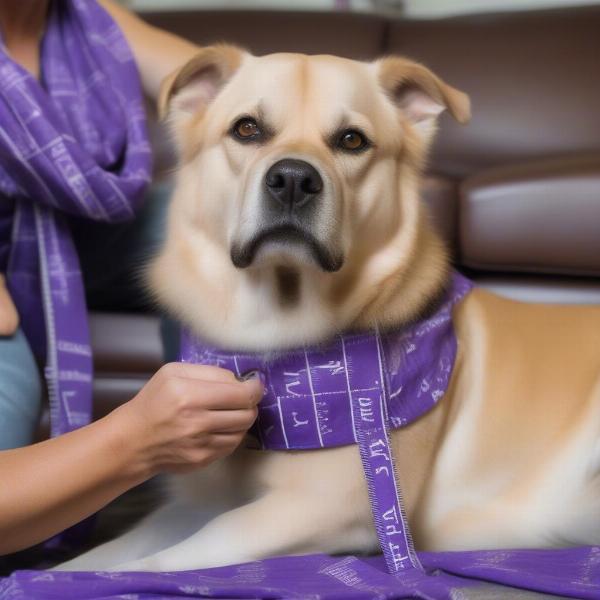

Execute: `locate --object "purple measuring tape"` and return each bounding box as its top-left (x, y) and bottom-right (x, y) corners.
top-left (180, 271), bottom-right (473, 578)
top-left (348, 332), bottom-right (422, 574)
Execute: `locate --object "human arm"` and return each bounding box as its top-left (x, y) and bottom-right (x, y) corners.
top-left (98, 0), bottom-right (201, 101)
top-left (0, 362), bottom-right (262, 555)
top-left (0, 274), bottom-right (18, 336)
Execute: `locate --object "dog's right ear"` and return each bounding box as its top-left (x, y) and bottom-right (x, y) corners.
top-left (158, 44), bottom-right (246, 121)
top-left (375, 56), bottom-right (470, 144)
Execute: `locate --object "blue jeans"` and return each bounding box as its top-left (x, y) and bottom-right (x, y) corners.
top-left (0, 182), bottom-right (172, 450)
top-left (0, 329), bottom-right (42, 450)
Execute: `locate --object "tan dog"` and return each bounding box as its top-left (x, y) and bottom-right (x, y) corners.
top-left (59, 46), bottom-right (600, 572)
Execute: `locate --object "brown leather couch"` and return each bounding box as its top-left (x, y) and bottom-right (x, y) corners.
top-left (90, 5), bottom-right (600, 417)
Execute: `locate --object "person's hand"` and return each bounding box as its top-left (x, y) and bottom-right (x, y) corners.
top-left (0, 274), bottom-right (18, 336)
top-left (111, 362), bottom-right (263, 475)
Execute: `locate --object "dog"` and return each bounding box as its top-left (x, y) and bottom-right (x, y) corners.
top-left (58, 46), bottom-right (600, 572)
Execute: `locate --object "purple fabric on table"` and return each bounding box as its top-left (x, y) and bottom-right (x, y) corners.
top-left (2, 549), bottom-right (600, 599)
top-left (0, 0), bottom-right (151, 547)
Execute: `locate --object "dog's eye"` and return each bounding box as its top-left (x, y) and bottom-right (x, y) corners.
top-left (337, 129), bottom-right (370, 152)
top-left (232, 117), bottom-right (261, 141)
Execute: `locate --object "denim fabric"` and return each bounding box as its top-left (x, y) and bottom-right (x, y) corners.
top-left (0, 328), bottom-right (42, 450)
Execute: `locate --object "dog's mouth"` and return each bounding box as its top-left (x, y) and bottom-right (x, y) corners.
top-left (230, 224), bottom-right (343, 272)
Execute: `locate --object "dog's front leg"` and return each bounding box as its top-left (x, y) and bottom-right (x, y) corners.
top-left (53, 501), bottom-right (219, 571)
top-left (113, 490), bottom-right (377, 572)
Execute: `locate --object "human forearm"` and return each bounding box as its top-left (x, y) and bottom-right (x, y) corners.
top-left (0, 363), bottom-right (261, 556)
top-left (99, 0), bottom-right (200, 100)
top-left (0, 407), bottom-right (151, 555)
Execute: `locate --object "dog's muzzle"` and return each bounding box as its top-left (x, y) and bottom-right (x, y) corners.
top-left (230, 158), bottom-right (344, 272)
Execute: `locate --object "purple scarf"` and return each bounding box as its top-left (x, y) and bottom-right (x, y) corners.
top-left (0, 0), bottom-right (151, 433)
top-left (0, 0), bottom-right (151, 546)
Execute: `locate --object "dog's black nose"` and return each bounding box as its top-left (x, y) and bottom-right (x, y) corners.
top-left (264, 159), bottom-right (323, 210)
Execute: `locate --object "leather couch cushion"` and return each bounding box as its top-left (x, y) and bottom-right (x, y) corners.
top-left (459, 155), bottom-right (600, 276)
top-left (90, 312), bottom-right (163, 373)
top-left (89, 312), bottom-right (163, 418)
top-left (421, 175), bottom-right (459, 252)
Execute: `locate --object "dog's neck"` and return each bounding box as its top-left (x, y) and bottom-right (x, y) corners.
top-left (354, 223), bottom-right (450, 334)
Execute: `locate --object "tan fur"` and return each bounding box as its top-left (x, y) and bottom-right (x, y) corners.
top-left (59, 47), bottom-right (600, 572)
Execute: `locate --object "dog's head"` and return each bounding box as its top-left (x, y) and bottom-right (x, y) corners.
top-left (151, 46), bottom-right (469, 350)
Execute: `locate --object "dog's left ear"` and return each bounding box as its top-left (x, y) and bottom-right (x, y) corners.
top-left (158, 44), bottom-right (247, 120)
top-left (376, 56), bottom-right (470, 132)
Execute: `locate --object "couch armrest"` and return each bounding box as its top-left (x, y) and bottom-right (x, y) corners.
top-left (459, 154), bottom-right (600, 277)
